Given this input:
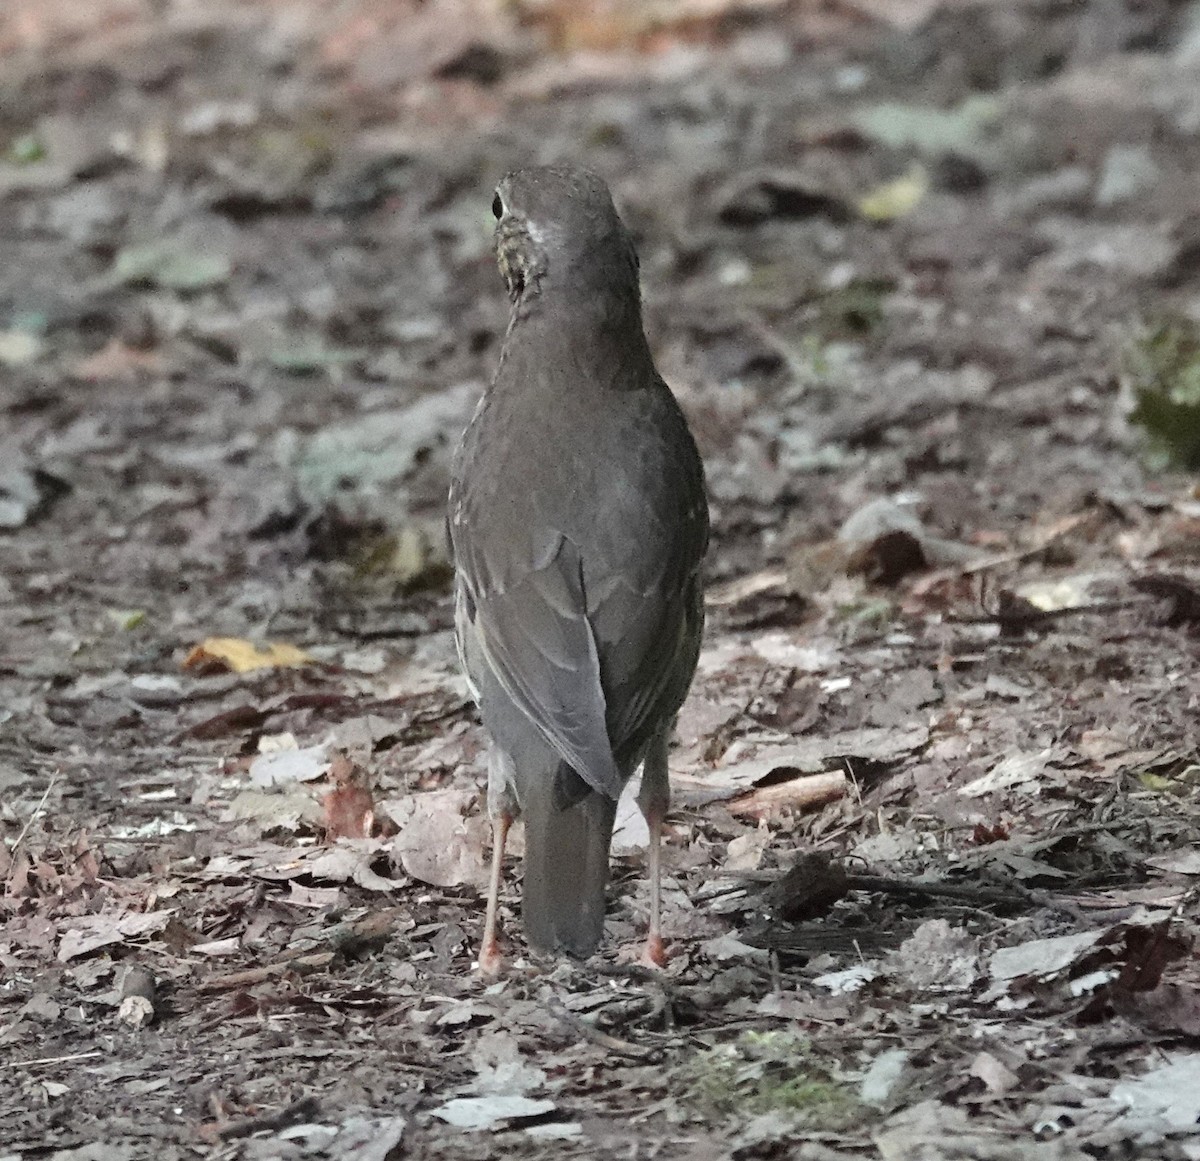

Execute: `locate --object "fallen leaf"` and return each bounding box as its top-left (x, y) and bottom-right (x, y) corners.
top-left (432, 1095), bottom-right (555, 1132)
top-left (861, 1049), bottom-right (910, 1108)
top-left (0, 463), bottom-right (71, 529)
top-left (887, 920), bottom-right (980, 992)
top-left (855, 98), bottom-right (1001, 160)
top-left (0, 330), bottom-right (44, 365)
top-left (73, 339), bottom-right (162, 381)
top-left (469, 1032), bottom-right (546, 1097)
top-left (859, 164), bottom-right (929, 221)
top-left (225, 788), bottom-right (324, 833)
top-left (113, 239), bottom-right (231, 291)
top-left (249, 745), bottom-right (332, 787)
top-left (1112, 1054), bottom-right (1200, 1134)
top-left (303, 841), bottom-right (399, 892)
top-left (183, 637), bottom-right (313, 674)
top-left (968, 1051), bottom-right (1019, 1096)
top-left (958, 752), bottom-right (1049, 798)
top-left (875, 1099), bottom-right (1089, 1160)
top-left (321, 756), bottom-right (391, 840)
top-left (724, 828), bottom-right (769, 872)
top-left (813, 963), bottom-right (880, 993)
top-left (387, 789), bottom-right (490, 889)
top-left (300, 1116), bottom-right (405, 1159)
top-left (988, 929), bottom-right (1108, 983)
top-left (58, 910), bottom-right (174, 961)
top-left (1145, 848), bottom-right (1200, 875)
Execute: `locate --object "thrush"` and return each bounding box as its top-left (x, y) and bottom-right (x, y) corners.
top-left (447, 166), bottom-right (708, 971)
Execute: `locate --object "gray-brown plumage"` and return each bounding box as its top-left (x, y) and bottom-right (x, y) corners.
top-left (448, 166), bottom-right (708, 970)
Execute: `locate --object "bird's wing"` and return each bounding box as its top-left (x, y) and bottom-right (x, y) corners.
top-left (456, 529), bottom-right (625, 800)
top-left (584, 388), bottom-right (709, 761)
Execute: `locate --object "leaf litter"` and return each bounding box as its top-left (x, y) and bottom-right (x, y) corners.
top-left (2, 0), bottom-right (1200, 1158)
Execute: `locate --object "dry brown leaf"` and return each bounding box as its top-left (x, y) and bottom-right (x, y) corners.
top-left (321, 755), bottom-right (392, 840)
top-left (387, 789), bottom-right (490, 889)
top-left (182, 637), bottom-right (313, 675)
top-left (73, 339), bottom-right (162, 381)
top-left (57, 910), bottom-right (174, 961)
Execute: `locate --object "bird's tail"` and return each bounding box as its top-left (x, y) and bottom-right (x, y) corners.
top-left (520, 764), bottom-right (618, 959)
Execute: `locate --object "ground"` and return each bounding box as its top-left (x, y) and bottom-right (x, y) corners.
top-left (2, 1), bottom-right (1200, 1158)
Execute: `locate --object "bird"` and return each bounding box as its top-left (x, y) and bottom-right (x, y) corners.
top-left (447, 165), bottom-right (708, 972)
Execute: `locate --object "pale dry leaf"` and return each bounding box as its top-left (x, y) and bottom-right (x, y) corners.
top-left (387, 789), bottom-right (490, 889)
top-left (959, 752), bottom-right (1049, 798)
top-left (861, 1049), bottom-right (910, 1107)
top-left (224, 788), bottom-right (323, 833)
top-left (988, 929), bottom-right (1108, 983)
top-left (303, 840), bottom-right (399, 892)
top-left (1111, 1054), bottom-right (1200, 1135)
top-left (969, 1051), bottom-right (1019, 1096)
top-left (1145, 848), bottom-right (1200, 875)
top-left (190, 938), bottom-right (241, 957)
top-left (724, 828), bottom-right (769, 871)
top-left (320, 1116), bottom-right (406, 1161)
top-left (886, 919), bottom-right (980, 991)
top-left (432, 1096), bottom-right (555, 1131)
top-left (250, 744), bottom-right (331, 787)
top-left (813, 963), bottom-right (880, 993)
top-left (58, 910), bottom-right (174, 961)
top-left (875, 1099), bottom-right (1090, 1160)
top-left (469, 1032), bottom-right (546, 1097)
top-left (611, 773), bottom-right (649, 854)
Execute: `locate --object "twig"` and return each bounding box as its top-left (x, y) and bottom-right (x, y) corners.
top-left (544, 996), bottom-right (653, 1059)
top-left (845, 873), bottom-right (1030, 908)
top-left (946, 598), bottom-right (1149, 631)
top-left (215, 1096), bottom-right (321, 1140)
top-left (5, 1050), bottom-right (103, 1069)
top-left (727, 771), bottom-right (847, 818)
top-left (4, 769), bottom-right (58, 883)
top-left (589, 960), bottom-right (684, 999)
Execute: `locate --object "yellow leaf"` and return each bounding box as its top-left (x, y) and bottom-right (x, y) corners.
top-left (858, 164), bottom-right (929, 222)
top-left (183, 637), bottom-right (312, 675)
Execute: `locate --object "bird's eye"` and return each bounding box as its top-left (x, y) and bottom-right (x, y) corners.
top-left (491, 192), bottom-right (504, 219)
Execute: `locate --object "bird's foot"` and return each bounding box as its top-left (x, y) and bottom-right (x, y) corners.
top-left (640, 932), bottom-right (668, 970)
top-left (477, 937), bottom-right (505, 978)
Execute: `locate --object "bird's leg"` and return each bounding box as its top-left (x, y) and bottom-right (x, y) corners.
top-left (637, 730), bottom-right (671, 968)
top-left (479, 748), bottom-right (518, 977)
top-left (479, 809), bottom-right (511, 977)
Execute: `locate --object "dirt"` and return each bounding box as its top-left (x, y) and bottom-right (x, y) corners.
top-left (2, 1), bottom-right (1200, 1158)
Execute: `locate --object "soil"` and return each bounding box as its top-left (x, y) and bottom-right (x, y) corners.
top-left (2, 1), bottom-right (1200, 1158)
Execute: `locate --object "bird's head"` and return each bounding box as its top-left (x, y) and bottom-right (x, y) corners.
top-left (491, 166), bottom-right (640, 307)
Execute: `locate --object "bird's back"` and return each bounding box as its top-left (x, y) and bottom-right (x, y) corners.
top-left (451, 323), bottom-right (707, 778)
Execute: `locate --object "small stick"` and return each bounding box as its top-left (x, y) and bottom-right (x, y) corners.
top-left (215, 1096), bottom-right (321, 1140)
top-left (5, 770), bottom-right (59, 877)
top-left (5, 1051), bottom-right (103, 1069)
top-left (544, 997), bottom-right (652, 1059)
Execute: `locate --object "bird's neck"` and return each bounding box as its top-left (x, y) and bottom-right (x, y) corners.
top-left (510, 270), bottom-right (650, 354)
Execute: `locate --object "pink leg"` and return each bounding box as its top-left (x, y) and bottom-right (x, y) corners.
top-left (479, 811), bottom-right (511, 977)
top-left (638, 732), bottom-right (670, 969)
top-left (641, 805), bottom-right (667, 968)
